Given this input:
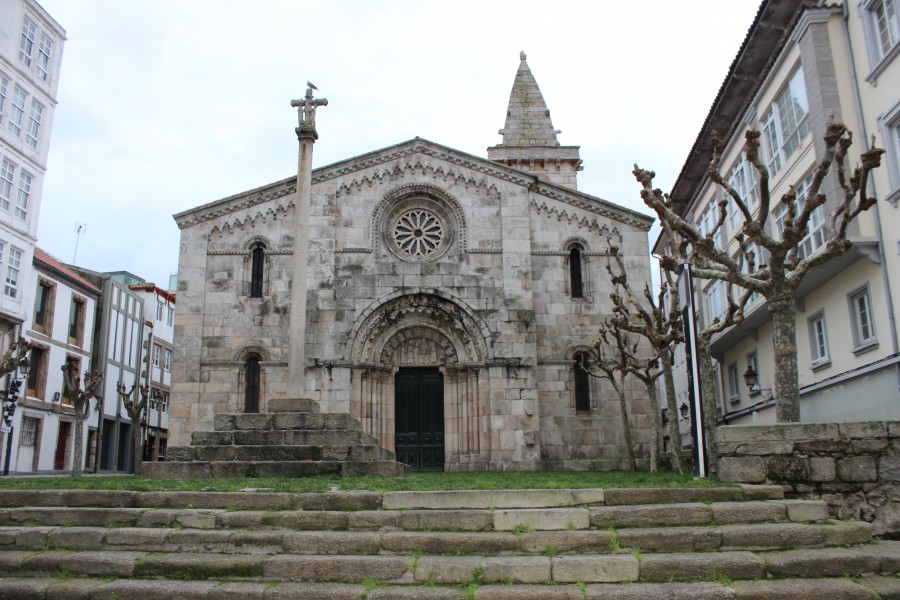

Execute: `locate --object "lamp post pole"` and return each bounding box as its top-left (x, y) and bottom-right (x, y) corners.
top-left (2, 361), bottom-right (29, 476)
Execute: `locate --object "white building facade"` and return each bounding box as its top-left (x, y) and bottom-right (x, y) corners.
top-left (658, 0), bottom-right (900, 434)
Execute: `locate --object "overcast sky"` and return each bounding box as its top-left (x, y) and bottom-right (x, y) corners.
top-left (35, 0), bottom-right (761, 288)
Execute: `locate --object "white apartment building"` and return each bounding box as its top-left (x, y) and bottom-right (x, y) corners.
top-left (0, 0), bottom-right (64, 346)
top-left (8, 247), bottom-right (98, 473)
top-left (129, 282), bottom-right (173, 461)
top-left (658, 0), bottom-right (900, 433)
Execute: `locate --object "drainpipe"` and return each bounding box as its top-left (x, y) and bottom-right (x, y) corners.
top-left (842, 1), bottom-right (900, 391)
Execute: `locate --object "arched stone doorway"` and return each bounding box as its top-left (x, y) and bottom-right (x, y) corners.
top-left (348, 292), bottom-right (491, 470)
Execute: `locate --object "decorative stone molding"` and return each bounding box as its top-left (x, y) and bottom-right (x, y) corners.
top-left (207, 202), bottom-right (294, 240)
top-left (371, 184), bottom-right (466, 259)
top-left (175, 179), bottom-right (296, 229)
top-left (530, 199), bottom-right (627, 239)
top-left (562, 236), bottom-right (591, 252)
top-left (533, 185), bottom-right (653, 231)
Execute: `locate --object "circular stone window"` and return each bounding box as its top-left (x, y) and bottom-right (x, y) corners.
top-left (393, 209), bottom-right (444, 258)
top-left (382, 194), bottom-right (456, 262)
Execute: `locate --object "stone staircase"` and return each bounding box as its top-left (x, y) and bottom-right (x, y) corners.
top-left (144, 398), bottom-right (409, 478)
top-left (1, 485), bottom-right (900, 598)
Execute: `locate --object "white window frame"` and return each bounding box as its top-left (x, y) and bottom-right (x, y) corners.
top-left (19, 415), bottom-right (38, 446)
top-left (761, 67), bottom-right (810, 176)
top-left (25, 100), bottom-right (42, 149)
top-left (15, 170), bottom-right (31, 221)
top-left (848, 284), bottom-right (878, 354)
top-left (0, 159), bottom-right (14, 212)
top-left (156, 301), bottom-right (164, 321)
top-left (862, 0), bottom-right (900, 82)
top-left (152, 344), bottom-right (160, 367)
top-left (807, 310), bottom-right (831, 370)
top-left (7, 86), bottom-right (26, 138)
top-left (727, 362), bottom-right (741, 403)
top-left (0, 73), bottom-right (8, 123)
top-left (877, 100), bottom-right (900, 205)
top-left (4, 246), bottom-right (22, 299)
top-left (166, 306), bottom-right (174, 326)
top-left (705, 280), bottom-right (726, 323)
top-left (774, 171), bottom-right (825, 259)
top-left (164, 349), bottom-right (171, 372)
top-left (37, 33), bottom-right (52, 82)
top-left (19, 17), bottom-right (36, 67)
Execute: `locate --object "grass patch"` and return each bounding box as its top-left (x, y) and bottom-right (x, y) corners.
top-left (543, 544), bottom-right (557, 557)
top-left (512, 523), bottom-right (533, 537)
top-left (0, 471), bottom-right (731, 493)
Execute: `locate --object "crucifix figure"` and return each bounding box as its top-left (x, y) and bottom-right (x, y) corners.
top-left (291, 86), bottom-right (328, 130)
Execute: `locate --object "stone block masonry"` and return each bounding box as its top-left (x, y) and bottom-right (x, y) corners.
top-left (716, 420), bottom-right (900, 536)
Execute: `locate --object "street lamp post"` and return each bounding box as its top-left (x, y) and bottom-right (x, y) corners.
top-left (2, 358), bottom-right (30, 476)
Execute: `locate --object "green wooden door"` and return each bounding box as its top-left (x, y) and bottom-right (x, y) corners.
top-left (395, 368), bottom-right (444, 471)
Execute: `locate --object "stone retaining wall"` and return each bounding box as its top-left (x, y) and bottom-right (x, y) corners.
top-left (715, 421), bottom-right (900, 536)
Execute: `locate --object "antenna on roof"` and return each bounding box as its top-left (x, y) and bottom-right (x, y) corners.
top-left (73, 223), bottom-right (86, 264)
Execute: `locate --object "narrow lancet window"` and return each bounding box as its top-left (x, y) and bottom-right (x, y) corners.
top-left (574, 352), bottom-right (591, 412)
top-left (569, 247), bottom-right (584, 298)
top-left (250, 245), bottom-right (265, 298)
top-left (245, 355), bottom-right (261, 413)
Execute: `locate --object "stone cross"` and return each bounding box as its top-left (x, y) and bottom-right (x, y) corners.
top-left (291, 87), bottom-right (328, 130)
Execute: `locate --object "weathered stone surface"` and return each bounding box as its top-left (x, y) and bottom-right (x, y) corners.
top-left (879, 456), bottom-right (900, 482)
top-left (293, 492), bottom-right (382, 511)
top-left (712, 502), bottom-right (786, 524)
top-left (398, 510), bottom-right (493, 531)
top-left (795, 440), bottom-right (849, 453)
top-left (205, 581), bottom-right (267, 600)
top-left (859, 575), bottom-right (900, 600)
top-left (266, 555), bottom-right (410, 582)
top-left (263, 510), bottom-right (349, 530)
top-left (766, 456), bottom-right (810, 481)
top-left (603, 488), bottom-right (742, 506)
top-left (731, 577), bottom-right (878, 599)
top-left (520, 530), bottom-right (613, 554)
top-left (281, 531), bottom-right (381, 554)
top-left (763, 547), bottom-right (882, 578)
top-left (268, 398), bottom-right (316, 412)
top-left (348, 510), bottom-right (399, 530)
top-left (260, 582), bottom-right (365, 600)
top-left (716, 423), bottom-right (840, 443)
top-left (273, 413), bottom-right (325, 430)
top-left (591, 503), bottom-right (712, 528)
top-left (368, 586), bottom-right (466, 599)
top-left (838, 456), bottom-right (878, 482)
top-left (639, 551), bottom-right (765, 582)
top-left (191, 431), bottom-right (234, 446)
top-left (493, 508), bottom-right (589, 531)
top-left (416, 556), bottom-right (551, 584)
top-left (619, 526), bottom-right (721, 552)
top-left (809, 456), bottom-right (836, 481)
top-left (474, 585), bottom-right (581, 599)
top-left (840, 422), bottom-right (888, 439)
top-left (719, 523), bottom-right (825, 550)
top-left (381, 531), bottom-right (519, 554)
top-left (552, 555), bottom-right (639, 583)
top-left (585, 582), bottom-right (735, 599)
top-left (780, 500), bottom-right (829, 522)
top-left (717, 457), bottom-right (766, 483)
top-left (47, 526), bottom-right (106, 550)
top-left (233, 414), bottom-right (273, 430)
top-left (57, 551), bottom-right (143, 577)
top-left (88, 579), bottom-right (219, 600)
top-left (134, 552), bottom-right (264, 579)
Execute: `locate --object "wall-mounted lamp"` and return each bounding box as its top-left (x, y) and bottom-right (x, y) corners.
top-left (742, 366), bottom-right (773, 398)
top-left (679, 402), bottom-right (690, 421)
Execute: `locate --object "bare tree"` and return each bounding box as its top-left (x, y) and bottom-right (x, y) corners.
top-left (635, 123), bottom-right (883, 422)
top-left (60, 357), bottom-right (103, 476)
top-left (605, 245), bottom-right (686, 473)
top-left (116, 382), bottom-right (149, 476)
top-left (590, 318), bottom-right (639, 471)
top-left (0, 337), bottom-right (32, 379)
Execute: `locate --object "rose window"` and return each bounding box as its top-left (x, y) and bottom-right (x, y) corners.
top-left (392, 209), bottom-right (444, 257)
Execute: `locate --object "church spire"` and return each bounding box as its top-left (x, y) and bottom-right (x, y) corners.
top-left (488, 52), bottom-right (582, 190)
top-left (498, 51), bottom-right (561, 147)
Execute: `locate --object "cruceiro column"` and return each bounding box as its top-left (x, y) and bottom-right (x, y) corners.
top-left (287, 84), bottom-right (327, 398)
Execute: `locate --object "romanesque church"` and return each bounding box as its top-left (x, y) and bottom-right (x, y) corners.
top-left (170, 53), bottom-right (654, 471)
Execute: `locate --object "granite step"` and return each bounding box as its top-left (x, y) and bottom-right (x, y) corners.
top-left (0, 577), bottom-right (887, 600)
top-left (1, 544), bottom-right (898, 584)
top-left (142, 459), bottom-right (408, 478)
top-left (190, 429), bottom-right (381, 447)
top-left (268, 397), bottom-right (317, 413)
top-left (0, 520), bottom-right (872, 555)
top-left (213, 412), bottom-right (362, 433)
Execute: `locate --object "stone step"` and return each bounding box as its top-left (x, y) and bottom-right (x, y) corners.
top-left (590, 500), bottom-right (829, 528)
top-left (191, 428), bottom-right (381, 447)
top-left (1, 544), bottom-right (897, 584)
top-left (213, 412), bottom-right (362, 433)
top-left (142, 459), bottom-right (408, 478)
top-left (0, 577), bottom-right (886, 600)
top-left (268, 397), bottom-right (318, 413)
top-left (0, 521), bottom-right (874, 555)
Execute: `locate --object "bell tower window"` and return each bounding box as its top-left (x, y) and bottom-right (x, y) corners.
top-left (250, 244), bottom-right (265, 298)
top-left (569, 246), bottom-right (584, 298)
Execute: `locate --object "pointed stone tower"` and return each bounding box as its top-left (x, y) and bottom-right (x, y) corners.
top-left (488, 51), bottom-right (583, 190)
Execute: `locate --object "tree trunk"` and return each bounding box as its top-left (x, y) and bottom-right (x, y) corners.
top-left (660, 346), bottom-right (686, 474)
top-left (697, 336), bottom-right (719, 473)
top-left (132, 427), bottom-right (143, 476)
top-left (613, 380), bottom-right (637, 471)
top-left (771, 297), bottom-right (800, 422)
top-left (71, 411), bottom-right (84, 477)
top-left (645, 377), bottom-right (660, 473)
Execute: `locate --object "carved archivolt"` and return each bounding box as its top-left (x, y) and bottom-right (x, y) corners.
top-left (208, 202), bottom-right (294, 240)
top-left (349, 292), bottom-right (490, 365)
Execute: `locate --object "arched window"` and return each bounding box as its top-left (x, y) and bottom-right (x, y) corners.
top-left (573, 351), bottom-right (591, 412)
top-left (244, 354), bottom-right (261, 413)
top-left (250, 244), bottom-right (265, 298)
top-left (569, 246), bottom-right (584, 298)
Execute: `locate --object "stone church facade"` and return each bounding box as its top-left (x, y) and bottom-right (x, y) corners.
top-left (170, 54), bottom-right (654, 471)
